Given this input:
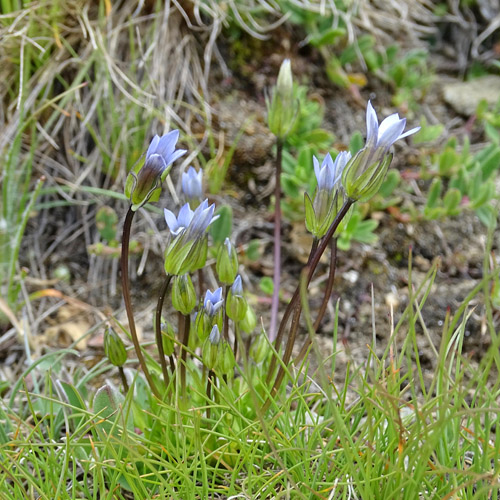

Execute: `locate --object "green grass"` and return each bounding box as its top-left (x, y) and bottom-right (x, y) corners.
top-left (1, 236), bottom-right (499, 498)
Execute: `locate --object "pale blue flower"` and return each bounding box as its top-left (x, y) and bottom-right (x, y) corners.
top-left (146, 130), bottom-right (187, 170)
top-left (204, 287), bottom-right (224, 316)
top-left (181, 166), bottom-right (203, 200)
top-left (365, 101), bottom-right (420, 152)
top-left (164, 199), bottom-right (216, 239)
top-left (127, 130), bottom-right (186, 210)
top-left (313, 151), bottom-right (351, 192)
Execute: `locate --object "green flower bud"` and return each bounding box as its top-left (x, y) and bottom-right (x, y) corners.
top-left (216, 238), bottom-right (238, 284)
top-left (164, 234), bottom-right (208, 276)
top-left (240, 304), bottom-right (257, 334)
top-left (226, 276), bottom-right (247, 322)
top-left (196, 310), bottom-right (212, 342)
top-left (266, 59), bottom-right (298, 139)
top-left (217, 341), bottom-right (235, 375)
top-left (103, 328), bottom-right (127, 367)
top-left (249, 330), bottom-right (268, 364)
top-left (171, 274), bottom-right (196, 315)
top-left (202, 325), bottom-right (220, 370)
top-left (342, 149), bottom-right (393, 203)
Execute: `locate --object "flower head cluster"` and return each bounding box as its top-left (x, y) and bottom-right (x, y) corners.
top-left (342, 101), bottom-right (420, 202)
top-left (125, 131), bottom-right (186, 211)
top-left (164, 199), bottom-right (217, 275)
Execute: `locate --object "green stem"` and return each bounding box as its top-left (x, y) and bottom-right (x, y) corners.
top-left (179, 313), bottom-right (190, 401)
top-left (121, 206), bottom-right (160, 399)
top-left (155, 274), bottom-right (173, 388)
top-left (270, 138), bottom-right (283, 341)
top-left (118, 366), bottom-right (129, 393)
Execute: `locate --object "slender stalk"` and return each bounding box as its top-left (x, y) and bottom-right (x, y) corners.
top-left (223, 285), bottom-right (230, 341)
top-left (206, 369), bottom-right (215, 420)
top-left (118, 366), bottom-right (129, 393)
top-left (269, 138), bottom-right (283, 342)
top-left (155, 274), bottom-right (173, 388)
top-left (266, 238), bottom-right (318, 383)
top-left (295, 238), bottom-right (338, 365)
top-left (264, 199), bottom-right (354, 409)
top-left (179, 313), bottom-right (191, 400)
top-left (121, 206), bottom-right (160, 398)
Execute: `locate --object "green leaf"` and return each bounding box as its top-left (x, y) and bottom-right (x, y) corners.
top-left (209, 205), bottom-right (233, 245)
top-left (479, 146), bottom-right (500, 180)
top-left (309, 27), bottom-right (346, 47)
top-left (349, 131), bottom-right (364, 155)
top-left (259, 276), bottom-right (274, 295)
top-left (96, 206), bottom-right (118, 242)
top-left (426, 178), bottom-right (442, 209)
top-left (443, 188), bottom-right (462, 216)
top-left (379, 169), bottom-right (401, 197)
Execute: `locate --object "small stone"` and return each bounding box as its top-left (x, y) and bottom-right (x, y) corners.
top-left (442, 76), bottom-right (500, 116)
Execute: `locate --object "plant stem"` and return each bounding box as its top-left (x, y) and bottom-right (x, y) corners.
top-left (295, 238), bottom-right (338, 365)
top-left (266, 238), bottom-right (318, 384)
top-left (118, 366), bottom-right (129, 393)
top-left (121, 206), bottom-right (160, 399)
top-left (179, 313), bottom-right (190, 401)
top-left (264, 199), bottom-right (354, 409)
top-left (269, 138), bottom-right (283, 342)
top-left (206, 369), bottom-right (215, 420)
top-left (155, 274), bottom-right (173, 388)
top-left (223, 285), bottom-right (230, 341)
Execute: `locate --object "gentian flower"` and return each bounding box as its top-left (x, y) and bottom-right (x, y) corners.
top-left (164, 203), bottom-right (195, 236)
top-left (163, 199), bottom-right (217, 275)
top-left (125, 131), bottom-right (186, 211)
top-left (342, 101), bottom-right (420, 202)
top-left (203, 287), bottom-right (224, 316)
top-left (365, 101), bottom-right (420, 152)
top-left (313, 152), bottom-right (351, 192)
top-left (305, 151), bottom-right (351, 238)
top-left (181, 167), bottom-right (203, 205)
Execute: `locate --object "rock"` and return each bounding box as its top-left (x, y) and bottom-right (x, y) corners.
top-left (442, 75), bottom-right (500, 116)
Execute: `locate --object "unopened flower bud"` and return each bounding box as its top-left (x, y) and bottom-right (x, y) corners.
top-left (181, 166), bottom-right (203, 207)
top-left (250, 330), bottom-right (268, 364)
top-left (217, 341), bottom-right (236, 375)
top-left (104, 328), bottom-right (127, 367)
top-left (216, 238), bottom-right (238, 285)
top-left (240, 304), bottom-right (257, 334)
top-left (202, 325), bottom-right (220, 370)
top-left (267, 59), bottom-right (298, 139)
top-left (226, 275), bottom-right (247, 322)
top-left (171, 274), bottom-right (196, 315)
